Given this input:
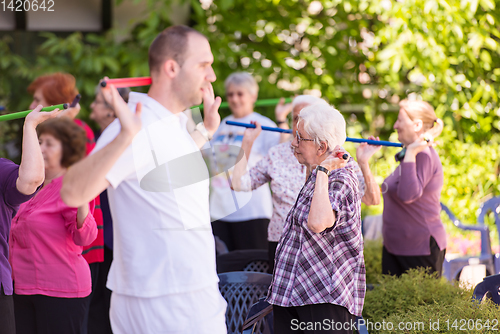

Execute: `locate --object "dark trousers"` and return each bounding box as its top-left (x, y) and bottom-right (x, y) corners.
top-left (382, 236), bottom-right (446, 277)
top-left (268, 241), bottom-right (279, 274)
top-left (83, 246), bottom-right (113, 334)
top-left (212, 218), bottom-right (269, 251)
top-left (274, 303), bottom-right (356, 334)
top-left (0, 285), bottom-right (16, 334)
top-left (13, 293), bottom-right (90, 334)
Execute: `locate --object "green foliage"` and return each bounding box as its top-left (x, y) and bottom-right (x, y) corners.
top-left (369, 0), bottom-right (500, 143)
top-left (363, 269), bottom-right (464, 321)
top-left (363, 269), bottom-right (499, 333)
top-left (1, 0), bottom-right (500, 231)
top-left (382, 299), bottom-right (500, 333)
top-left (196, 0), bottom-right (500, 232)
top-left (364, 238), bottom-right (383, 285)
top-left (196, 0), bottom-right (500, 141)
top-left (0, 36), bottom-right (31, 161)
top-left (439, 132), bottom-right (500, 236)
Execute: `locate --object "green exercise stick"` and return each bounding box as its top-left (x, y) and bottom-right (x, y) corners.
top-left (0, 104), bottom-right (69, 122)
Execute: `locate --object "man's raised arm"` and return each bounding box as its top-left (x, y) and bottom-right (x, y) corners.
top-left (61, 85), bottom-right (142, 207)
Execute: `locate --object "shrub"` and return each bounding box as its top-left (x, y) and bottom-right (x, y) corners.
top-left (364, 238), bottom-right (383, 285)
top-left (362, 269), bottom-right (500, 334)
top-left (382, 299), bottom-right (500, 333)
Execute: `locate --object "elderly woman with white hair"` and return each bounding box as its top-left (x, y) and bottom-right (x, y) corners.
top-left (208, 72), bottom-right (280, 251)
top-left (232, 95), bottom-right (379, 273)
top-left (265, 104), bottom-right (365, 333)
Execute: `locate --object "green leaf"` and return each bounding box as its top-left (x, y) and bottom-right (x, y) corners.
top-left (219, 0), bottom-right (234, 11)
top-left (479, 0), bottom-right (495, 10)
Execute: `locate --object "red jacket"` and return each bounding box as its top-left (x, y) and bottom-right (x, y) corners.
top-left (74, 119), bottom-right (104, 264)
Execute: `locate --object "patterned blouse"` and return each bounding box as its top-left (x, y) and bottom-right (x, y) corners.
top-left (239, 142), bottom-right (366, 242)
top-left (266, 159), bottom-right (366, 317)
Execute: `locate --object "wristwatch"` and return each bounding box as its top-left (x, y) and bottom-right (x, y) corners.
top-left (316, 165), bottom-right (330, 176)
top-left (195, 122), bottom-right (212, 141)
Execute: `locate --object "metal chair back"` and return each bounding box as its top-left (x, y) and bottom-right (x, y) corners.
top-left (219, 272), bottom-right (272, 334)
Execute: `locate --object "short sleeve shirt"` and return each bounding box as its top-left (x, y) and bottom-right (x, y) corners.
top-left (266, 158), bottom-right (366, 316)
top-left (0, 159), bottom-right (37, 294)
top-left (91, 92), bottom-right (218, 297)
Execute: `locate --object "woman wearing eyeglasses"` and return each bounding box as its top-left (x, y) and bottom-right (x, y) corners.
top-left (265, 104), bottom-right (364, 333)
top-left (207, 72), bottom-right (280, 252)
top-left (231, 95), bottom-right (380, 274)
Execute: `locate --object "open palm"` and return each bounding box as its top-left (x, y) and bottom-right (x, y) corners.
top-left (356, 136), bottom-right (382, 165)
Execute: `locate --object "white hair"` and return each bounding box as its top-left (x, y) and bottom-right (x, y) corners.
top-left (224, 72), bottom-right (259, 96)
top-left (292, 95), bottom-right (329, 109)
top-left (298, 104), bottom-right (346, 150)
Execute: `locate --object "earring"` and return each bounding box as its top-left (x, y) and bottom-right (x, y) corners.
top-left (107, 113), bottom-right (113, 117)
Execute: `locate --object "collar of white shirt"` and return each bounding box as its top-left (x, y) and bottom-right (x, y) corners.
top-left (128, 92), bottom-right (188, 129)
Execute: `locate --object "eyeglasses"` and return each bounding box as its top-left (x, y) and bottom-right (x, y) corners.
top-left (295, 131), bottom-right (315, 145)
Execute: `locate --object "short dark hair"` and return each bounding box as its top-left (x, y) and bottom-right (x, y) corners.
top-left (148, 25), bottom-right (205, 74)
top-left (37, 118), bottom-right (87, 168)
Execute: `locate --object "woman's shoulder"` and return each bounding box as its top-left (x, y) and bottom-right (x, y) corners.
top-left (329, 160), bottom-right (360, 190)
top-left (416, 147), bottom-right (442, 167)
top-left (0, 158), bottom-right (18, 173)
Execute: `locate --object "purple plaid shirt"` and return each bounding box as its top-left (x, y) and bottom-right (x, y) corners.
top-left (266, 158), bottom-right (366, 316)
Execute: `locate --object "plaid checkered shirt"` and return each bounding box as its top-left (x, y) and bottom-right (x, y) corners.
top-left (266, 158), bottom-right (366, 316)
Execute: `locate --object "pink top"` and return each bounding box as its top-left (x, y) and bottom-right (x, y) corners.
top-left (9, 176), bottom-right (97, 298)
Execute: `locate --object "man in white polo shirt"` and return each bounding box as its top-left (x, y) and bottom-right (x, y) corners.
top-left (61, 26), bottom-right (226, 333)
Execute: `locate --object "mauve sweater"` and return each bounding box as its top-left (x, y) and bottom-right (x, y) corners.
top-left (382, 147), bottom-right (447, 256)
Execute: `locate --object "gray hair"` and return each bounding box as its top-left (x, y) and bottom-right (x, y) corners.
top-left (224, 72), bottom-right (259, 96)
top-left (292, 95), bottom-right (329, 109)
top-left (298, 104), bottom-right (346, 150)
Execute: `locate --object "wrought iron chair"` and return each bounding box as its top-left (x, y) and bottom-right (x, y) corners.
top-left (441, 203), bottom-right (495, 281)
top-left (218, 272), bottom-right (272, 334)
top-left (241, 297), bottom-right (273, 334)
top-left (477, 196), bottom-right (500, 274)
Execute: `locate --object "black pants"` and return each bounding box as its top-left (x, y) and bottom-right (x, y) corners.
top-left (382, 236), bottom-right (446, 277)
top-left (13, 293), bottom-right (90, 334)
top-left (268, 241), bottom-right (279, 274)
top-left (0, 285), bottom-right (16, 334)
top-left (211, 218), bottom-right (269, 251)
top-left (83, 246), bottom-right (113, 334)
top-left (274, 303), bottom-right (356, 334)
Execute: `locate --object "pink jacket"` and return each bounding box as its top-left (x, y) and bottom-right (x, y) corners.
top-left (9, 176), bottom-right (97, 298)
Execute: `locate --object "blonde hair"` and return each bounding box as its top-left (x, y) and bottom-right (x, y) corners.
top-left (399, 99), bottom-right (443, 138)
